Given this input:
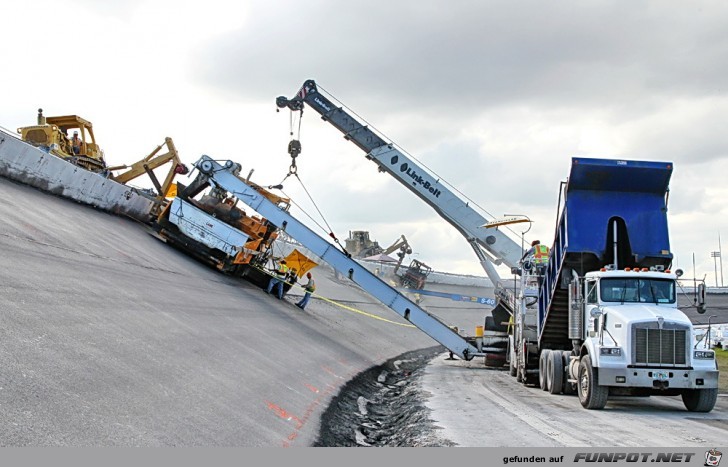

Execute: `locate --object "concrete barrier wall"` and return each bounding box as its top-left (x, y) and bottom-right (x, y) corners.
top-left (0, 128), bottom-right (155, 223)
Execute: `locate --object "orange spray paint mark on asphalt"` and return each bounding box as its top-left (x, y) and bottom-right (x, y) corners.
top-left (266, 401), bottom-right (303, 429)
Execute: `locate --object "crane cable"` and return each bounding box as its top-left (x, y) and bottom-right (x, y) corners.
top-left (278, 106), bottom-right (352, 258)
top-left (283, 172), bottom-right (352, 258)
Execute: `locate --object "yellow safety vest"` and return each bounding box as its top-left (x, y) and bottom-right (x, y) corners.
top-left (276, 264), bottom-right (289, 276)
top-left (533, 245), bottom-right (549, 264)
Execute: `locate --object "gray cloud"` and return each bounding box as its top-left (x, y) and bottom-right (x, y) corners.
top-left (196, 1), bottom-right (728, 113)
top-left (189, 0), bottom-right (728, 275)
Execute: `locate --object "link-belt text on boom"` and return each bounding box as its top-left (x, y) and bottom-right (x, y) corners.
top-left (398, 163), bottom-right (442, 198)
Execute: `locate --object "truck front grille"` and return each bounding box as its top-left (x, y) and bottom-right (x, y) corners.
top-left (632, 325), bottom-right (688, 366)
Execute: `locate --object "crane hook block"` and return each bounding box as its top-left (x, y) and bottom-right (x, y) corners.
top-left (288, 140), bottom-right (302, 158)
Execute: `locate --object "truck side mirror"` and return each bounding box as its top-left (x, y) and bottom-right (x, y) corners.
top-left (697, 283), bottom-right (706, 314)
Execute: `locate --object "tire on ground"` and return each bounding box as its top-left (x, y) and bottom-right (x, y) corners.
top-left (539, 349), bottom-right (551, 391)
top-left (484, 353), bottom-right (506, 367)
top-left (681, 388), bottom-right (718, 413)
top-left (577, 354), bottom-right (608, 409)
top-left (548, 350), bottom-right (563, 395)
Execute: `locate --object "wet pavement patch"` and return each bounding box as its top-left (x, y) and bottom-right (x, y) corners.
top-left (314, 346), bottom-right (455, 447)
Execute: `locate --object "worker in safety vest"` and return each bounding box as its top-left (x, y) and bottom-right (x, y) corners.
top-left (295, 272), bottom-right (316, 310)
top-left (523, 240), bottom-right (550, 274)
top-left (266, 259), bottom-right (289, 299)
top-left (531, 240), bottom-right (549, 265)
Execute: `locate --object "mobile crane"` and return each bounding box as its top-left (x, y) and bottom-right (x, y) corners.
top-left (275, 82), bottom-right (719, 404)
top-left (152, 161), bottom-right (291, 287)
top-left (276, 80), bottom-right (524, 342)
top-left (184, 155), bottom-right (483, 361)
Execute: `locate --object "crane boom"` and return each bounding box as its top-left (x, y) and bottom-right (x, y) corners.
top-left (277, 80), bottom-right (523, 289)
top-left (191, 156), bottom-right (481, 361)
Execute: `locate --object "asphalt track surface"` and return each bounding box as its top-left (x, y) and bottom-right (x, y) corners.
top-left (0, 176), bottom-right (438, 446)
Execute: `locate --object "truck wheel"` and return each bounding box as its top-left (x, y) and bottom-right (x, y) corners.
top-left (561, 351), bottom-right (575, 395)
top-left (547, 350), bottom-right (563, 395)
top-left (681, 388), bottom-right (718, 412)
top-left (486, 353), bottom-right (506, 367)
top-left (539, 350), bottom-right (551, 391)
top-left (577, 355), bottom-right (608, 409)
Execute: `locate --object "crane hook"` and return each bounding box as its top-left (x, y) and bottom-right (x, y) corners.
top-left (288, 140), bottom-right (301, 158)
top-left (287, 139), bottom-right (301, 175)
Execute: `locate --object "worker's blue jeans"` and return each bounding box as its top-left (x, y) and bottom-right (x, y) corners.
top-left (267, 277), bottom-right (284, 299)
top-left (296, 292), bottom-right (312, 309)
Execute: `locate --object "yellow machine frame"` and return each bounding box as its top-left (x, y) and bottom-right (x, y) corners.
top-left (107, 137), bottom-right (188, 215)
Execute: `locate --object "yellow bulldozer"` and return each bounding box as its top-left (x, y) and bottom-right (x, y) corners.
top-left (17, 109), bottom-right (107, 172)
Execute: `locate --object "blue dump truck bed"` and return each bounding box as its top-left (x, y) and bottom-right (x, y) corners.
top-left (564, 157), bottom-right (673, 273)
top-left (538, 157), bottom-right (674, 346)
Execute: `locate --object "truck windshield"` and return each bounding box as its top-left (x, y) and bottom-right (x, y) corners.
top-left (600, 278), bottom-right (675, 304)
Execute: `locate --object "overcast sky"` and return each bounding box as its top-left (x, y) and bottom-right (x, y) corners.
top-left (2, 0), bottom-right (727, 283)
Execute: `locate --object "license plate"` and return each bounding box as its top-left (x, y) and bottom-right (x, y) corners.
top-left (654, 371), bottom-right (669, 381)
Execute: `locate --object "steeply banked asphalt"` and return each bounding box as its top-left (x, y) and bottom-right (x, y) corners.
top-left (0, 176), bottom-right (439, 446)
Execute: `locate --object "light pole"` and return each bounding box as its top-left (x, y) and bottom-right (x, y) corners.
top-left (719, 232), bottom-right (724, 287)
top-left (711, 251), bottom-right (720, 287)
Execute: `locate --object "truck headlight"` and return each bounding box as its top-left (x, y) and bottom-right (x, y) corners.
top-left (694, 350), bottom-right (715, 359)
top-left (600, 347), bottom-right (622, 356)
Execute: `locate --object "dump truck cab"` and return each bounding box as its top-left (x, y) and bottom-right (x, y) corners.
top-left (576, 266), bottom-right (718, 410)
top-left (17, 109), bottom-right (106, 172)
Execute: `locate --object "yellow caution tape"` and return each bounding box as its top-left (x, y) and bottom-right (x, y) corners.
top-left (251, 263), bottom-right (415, 328)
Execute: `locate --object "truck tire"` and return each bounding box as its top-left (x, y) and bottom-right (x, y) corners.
top-left (484, 353), bottom-right (506, 367)
top-left (577, 355), bottom-right (608, 409)
top-left (561, 351), bottom-right (575, 395)
top-left (539, 350), bottom-right (551, 391)
top-left (681, 388), bottom-right (718, 413)
top-left (547, 350), bottom-right (563, 395)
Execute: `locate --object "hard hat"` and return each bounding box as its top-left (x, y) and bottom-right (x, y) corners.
top-left (531, 240), bottom-right (540, 246)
